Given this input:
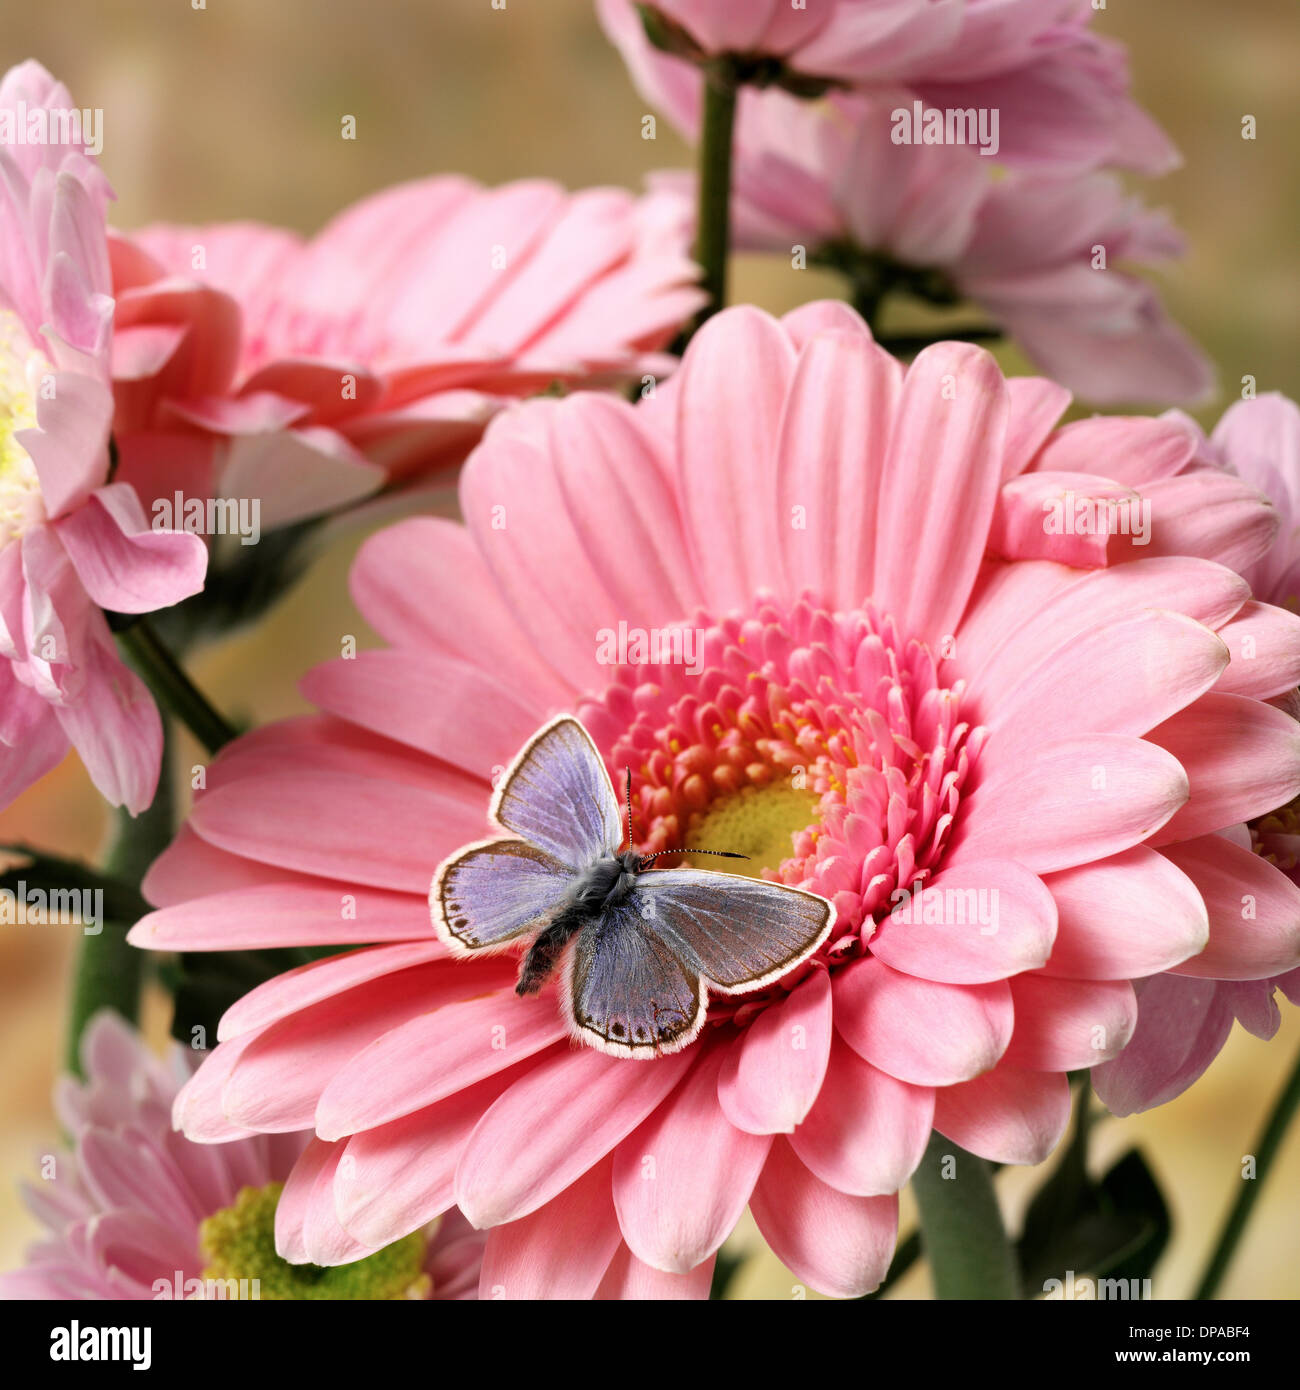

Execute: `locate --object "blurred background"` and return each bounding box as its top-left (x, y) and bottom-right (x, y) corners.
top-left (1, 0), bottom-right (1297, 1298)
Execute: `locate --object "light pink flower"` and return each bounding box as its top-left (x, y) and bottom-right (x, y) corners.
top-left (107, 178), bottom-right (704, 531)
top-left (0, 1013), bottom-right (483, 1300)
top-left (654, 89), bottom-right (1212, 406)
top-left (131, 304), bottom-right (1300, 1298)
top-left (1093, 394), bottom-right (1300, 1114)
top-left (0, 61), bottom-right (207, 814)
top-left (600, 0), bottom-right (1177, 173)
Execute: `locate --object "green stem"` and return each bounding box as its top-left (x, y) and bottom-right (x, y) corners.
top-left (117, 617), bottom-right (236, 754)
top-left (911, 1131), bottom-right (1020, 1299)
top-left (64, 739), bottom-right (175, 1075)
top-left (690, 61), bottom-right (738, 332)
top-left (1194, 1041), bottom-right (1300, 1299)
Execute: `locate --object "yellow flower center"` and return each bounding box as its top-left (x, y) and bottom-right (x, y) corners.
top-left (198, 1182), bottom-right (430, 1301)
top-left (685, 782), bottom-right (821, 880)
top-left (0, 311), bottom-right (44, 549)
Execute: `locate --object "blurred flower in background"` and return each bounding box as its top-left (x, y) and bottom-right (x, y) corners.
top-left (108, 177), bottom-right (704, 530)
top-left (0, 1012), bottom-right (483, 1299)
top-left (0, 60), bottom-right (206, 815)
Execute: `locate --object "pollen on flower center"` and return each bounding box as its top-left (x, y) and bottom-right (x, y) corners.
top-left (583, 595), bottom-right (979, 995)
top-left (198, 1182), bottom-right (430, 1300)
top-left (684, 783), bottom-right (821, 879)
top-left (0, 311), bottom-right (45, 549)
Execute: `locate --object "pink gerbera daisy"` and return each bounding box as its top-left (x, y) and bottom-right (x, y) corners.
top-left (655, 88), bottom-right (1213, 405)
top-left (0, 61), bottom-right (207, 813)
top-left (131, 303), bottom-right (1300, 1298)
top-left (600, 0), bottom-right (1177, 173)
top-left (0, 1013), bottom-right (483, 1301)
top-left (107, 178), bottom-right (704, 531)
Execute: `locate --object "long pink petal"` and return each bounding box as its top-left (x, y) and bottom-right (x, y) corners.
top-left (833, 957), bottom-right (1013, 1086)
top-left (789, 1035), bottom-right (933, 1196)
top-left (717, 970), bottom-right (832, 1134)
top-left (750, 1138), bottom-right (898, 1299)
top-left (613, 1043), bottom-right (770, 1273)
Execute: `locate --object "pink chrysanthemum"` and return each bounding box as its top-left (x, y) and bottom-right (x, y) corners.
top-left (107, 178), bottom-right (704, 531)
top-left (600, 0), bottom-right (1177, 174)
top-left (0, 1014), bottom-right (483, 1301)
top-left (0, 61), bottom-right (207, 813)
top-left (131, 303), bottom-right (1300, 1298)
top-left (1093, 394), bottom-right (1300, 1114)
top-left (653, 88), bottom-right (1212, 406)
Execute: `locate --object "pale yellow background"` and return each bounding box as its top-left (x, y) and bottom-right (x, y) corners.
top-left (1, 0), bottom-right (1297, 1298)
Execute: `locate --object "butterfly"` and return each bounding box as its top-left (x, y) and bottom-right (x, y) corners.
top-left (430, 715), bottom-right (834, 1058)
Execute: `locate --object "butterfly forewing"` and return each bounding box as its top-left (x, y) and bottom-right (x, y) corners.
top-left (432, 838), bottom-right (575, 953)
top-left (491, 715), bottom-right (622, 869)
top-left (567, 898), bottom-right (704, 1056)
top-left (627, 869), bottom-right (834, 993)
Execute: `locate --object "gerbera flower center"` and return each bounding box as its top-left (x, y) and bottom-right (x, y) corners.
top-left (198, 1183), bottom-right (429, 1300)
top-left (0, 311), bottom-right (45, 550)
top-left (586, 595), bottom-right (976, 1004)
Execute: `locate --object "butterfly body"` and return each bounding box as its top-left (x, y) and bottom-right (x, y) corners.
top-left (516, 851), bottom-right (640, 996)
top-left (431, 715), bottom-right (835, 1058)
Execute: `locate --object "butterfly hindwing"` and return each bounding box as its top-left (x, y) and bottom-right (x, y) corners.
top-left (626, 868), bottom-right (834, 993)
top-left (491, 715), bottom-right (622, 870)
top-left (565, 897), bottom-right (704, 1057)
top-left (431, 837), bottom-right (575, 954)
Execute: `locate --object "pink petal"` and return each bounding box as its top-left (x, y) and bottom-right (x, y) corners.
top-left (613, 1043), bottom-right (771, 1273)
top-left (1092, 975), bottom-right (1234, 1116)
top-left (952, 734), bottom-right (1188, 874)
top-left (1213, 601), bottom-right (1300, 700)
top-left (1162, 836), bottom-right (1300, 981)
top-left (833, 957), bottom-right (1013, 1086)
top-left (1002, 975), bottom-right (1137, 1069)
top-left (188, 769), bottom-right (477, 891)
top-left (315, 991), bottom-right (569, 1141)
top-left (595, 1244), bottom-right (713, 1300)
top-left (717, 970), bottom-right (832, 1134)
top-left (775, 329), bottom-right (900, 609)
top-left (479, 1158), bottom-right (622, 1299)
top-left (749, 1138), bottom-right (898, 1299)
top-left (869, 859), bottom-right (1057, 984)
top-left (130, 882), bottom-right (431, 950)
top-left (456, 1045), bottom-right (693, 1228)
top-left (54, 481), bottom-right (207, 613)
top-left (872, 343), bottom-right (1008, 645)
top-left (349, 515), bottom-right (572, 703)
top-left (932, 1065), bottom-right (1072, 1165)
top-left (1038, 847), bottom-right (1209, 980)
top-left (675, 305), bottom-right (796, 611)
top-left (1147, 693), bottom-right (1300, 845)
top-left (789, 1035), bottom-right (933, 1197)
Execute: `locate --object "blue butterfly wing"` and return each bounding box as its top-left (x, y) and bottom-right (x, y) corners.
top-left (568, 898), bottom-right (703, 1057)
top-left (491, 715), bottom-right (622, 870)
top-left (431, 838), bottom-right (575, 953)
top-left (627, 868), bottom-right (834, 993)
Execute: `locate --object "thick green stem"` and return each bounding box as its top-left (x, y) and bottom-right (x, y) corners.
top-left (1194, 1041), bottom-right (1300, 1299)
top-left (912, 1131), bottom-right (1020, 1299)
top-left (64, 741), bottom-right (175, 1075)
top-left (117, 617), bottom-right (236, 754)
top-left (690, 62), bottom-right (738, 331)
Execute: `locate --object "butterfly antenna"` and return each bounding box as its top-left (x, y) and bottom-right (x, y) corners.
top-left (624, 766), bottom-right (633, 851)
top-left (638, 848), bottom-right (749, 867)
